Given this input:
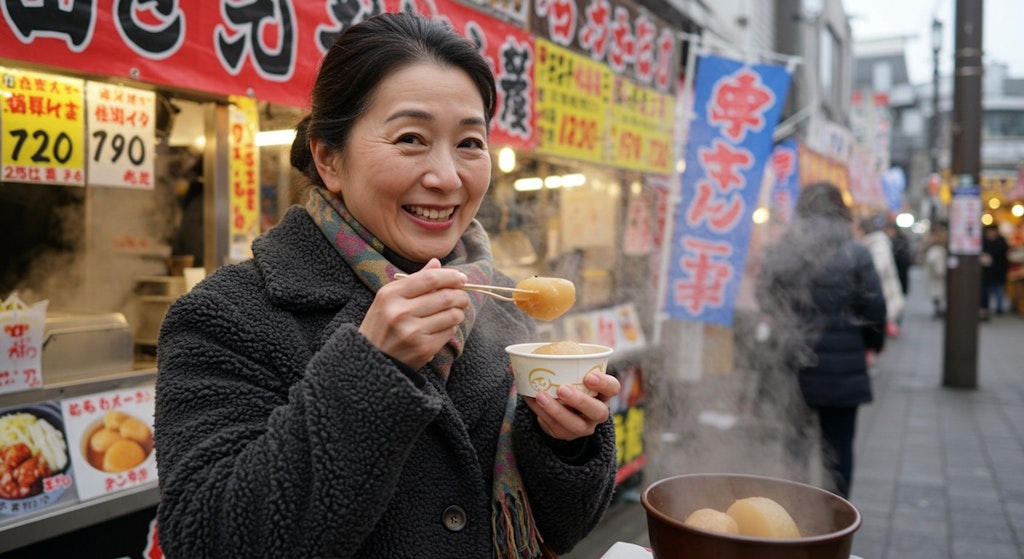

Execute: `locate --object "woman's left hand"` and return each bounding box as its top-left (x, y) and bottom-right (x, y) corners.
top-left (523, 371), bottom-right (621, 441)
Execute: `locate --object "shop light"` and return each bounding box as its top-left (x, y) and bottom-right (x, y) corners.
top-left (1012, 203), bottom-right (1024, 217)
top-left (255, 128), bottom-right (297, 147)
top-left (498, 147), bottom-right (516, 173)
top-left (752, 206), bottom-right (770, 224)
top-left (675, 159), bottom-right (686, 174)
top-left (513, 177), bottom-right (543, 191)
top-left (895, 212), bottom-right (915, 228)
top-left (544, 175), bottom-right (563, 189)
top-left (561, 173), bottom-right (586, 188)
top-left (988, 197), bottom-right (1001, 210)
top-left (981, 213), bottom-right (994, 226)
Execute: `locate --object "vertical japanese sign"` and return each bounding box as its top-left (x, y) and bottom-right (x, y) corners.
top-left (85, 83), bottom-right (155, 189)
top-left (664, 54), bottom-right (791, 326)
top-left (228, 96), bottom-right (260, 263)
top-left (0, 294), bottom-right (47, 394)
top-left (949, 184), bottom-right (982, 255)
top-left (0, 69), bottom-right (85, 186)
top-left (61, 387), bottom-right (156, 502)
top-left (768, 139), bottom-right (800, 225)
top-left (535, 38), bottom-right (611, 164)
top-left (609, 76), bottom-right (674, 173)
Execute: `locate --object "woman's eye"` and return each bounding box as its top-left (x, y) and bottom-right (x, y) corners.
top-left (397, 134), bottom-right (422, 144)
top-left (459, 138), bottom-right (485, 149)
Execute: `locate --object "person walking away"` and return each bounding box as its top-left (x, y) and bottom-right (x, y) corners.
top-left (886, 220), bottom-right (912, 299)
top-left (153, 13), bottom-right (620, 559)
top-left (980, 223), bottom-right (1010, 319)
top-left (858, 214), bottom-right (905, 337)
top-left (757, 182), bottom-right (888, 499)
top-left (923, 224), bottom-right (948, 318)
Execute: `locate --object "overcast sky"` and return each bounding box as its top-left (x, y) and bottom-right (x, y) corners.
top-left (844, 0), bottom-right (1022, 85)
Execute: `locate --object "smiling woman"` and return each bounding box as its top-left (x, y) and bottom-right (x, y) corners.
top-left (154, 12), bottom-right (621, 559)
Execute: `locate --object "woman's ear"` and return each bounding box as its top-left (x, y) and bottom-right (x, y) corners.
top-left (311, 138), bottom-right (343, 193)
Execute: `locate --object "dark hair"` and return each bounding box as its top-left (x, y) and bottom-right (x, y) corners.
top-left (290, 13), bottom-right (497, 186)
top-left (795, 182), bottom-right (852, 223)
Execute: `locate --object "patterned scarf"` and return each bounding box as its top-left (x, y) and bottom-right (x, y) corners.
top-left (306, 187), bottom-right (544, 558)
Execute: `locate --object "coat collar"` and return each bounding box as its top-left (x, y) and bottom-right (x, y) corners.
top-left (251, 206), bottom-right (360, 311)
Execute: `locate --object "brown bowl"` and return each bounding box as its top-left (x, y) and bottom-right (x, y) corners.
top-left (641, 473), bottom-right (861, 559)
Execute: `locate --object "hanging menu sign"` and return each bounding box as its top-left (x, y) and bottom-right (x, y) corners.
top-left (85, 83), bottom-right (155, 189)
top-left (0, 68), bottom-right (85, 186)
top-left (535, 38), bottom-right (611, 164)
top-left (228, 95), bottom-right (260, 262)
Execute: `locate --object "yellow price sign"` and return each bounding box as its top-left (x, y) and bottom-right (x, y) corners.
top-left (1, 68), bottom-right (85, 185)
top-left (228, 96), bottom-right (260, 262)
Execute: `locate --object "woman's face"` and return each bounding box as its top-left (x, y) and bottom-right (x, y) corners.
top-left (313, 62), bottom-right (491, 263)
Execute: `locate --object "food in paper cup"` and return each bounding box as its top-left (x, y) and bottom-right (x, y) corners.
top-left (505, 341), bottom-right (613, 398)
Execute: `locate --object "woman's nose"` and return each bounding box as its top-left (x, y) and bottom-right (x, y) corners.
top-left (422, 148), bottom-right (463, 190)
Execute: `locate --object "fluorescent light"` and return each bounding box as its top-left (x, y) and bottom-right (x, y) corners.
top-left (561, 173), bottom-right (586, 188)
top-left (255, 128), bottom-right (296, 147)
top-left (514, 177), bottom-right (543, 191)
top-left (498, 147), bottom-right (516, 173)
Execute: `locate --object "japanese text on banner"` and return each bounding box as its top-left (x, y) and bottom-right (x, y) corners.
top-left (0, 69), bottom-right (85, 186)
top-left (664, 55), bottom-right (792, 327)
top-left (0, 294), bottom-right (48, 394)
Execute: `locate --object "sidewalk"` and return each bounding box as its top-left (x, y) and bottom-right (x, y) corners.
top-left (565, 266), bottom-right (1024, 559)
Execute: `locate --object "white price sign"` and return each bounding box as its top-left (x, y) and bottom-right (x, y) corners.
top-left (85, 83), bottom-right (155, 189)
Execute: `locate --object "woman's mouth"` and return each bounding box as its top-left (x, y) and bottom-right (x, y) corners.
top-left (405, 205), bottom-right (455, 222)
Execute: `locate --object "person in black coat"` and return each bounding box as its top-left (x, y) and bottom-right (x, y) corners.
top-left (154, 13), bottom-right (620, 558)
top-left (980, 223), bottom-right (1010, 317)
top-left (757, 182), bottom-right (887, 498)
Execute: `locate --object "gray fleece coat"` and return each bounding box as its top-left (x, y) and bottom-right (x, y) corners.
top-left (154, 207), bottom-right (617, 559)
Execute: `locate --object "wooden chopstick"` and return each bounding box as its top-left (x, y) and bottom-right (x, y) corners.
top-left (393, 273), bottom-right (538, 295)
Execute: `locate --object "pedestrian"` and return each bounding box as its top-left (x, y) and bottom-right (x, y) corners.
top-left (980, 223), bottom-right (1010, 318)
top-left (153, 13), bottom-right (620, 559)
top-left (757, 182), bottom-right (888, 499)
top-left (923, 224), bottom-right (948, 318)
top-left (886, 220), bottom-right (912, 298)
top-left (858, 214), bottom-right (905, 337)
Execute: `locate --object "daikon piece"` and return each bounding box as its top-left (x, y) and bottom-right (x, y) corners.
top-left (513, 276), bottom-right (576, 321)
top-left (533, 340), bottom-right (587, 355)
top-left (725, 496), bottom-right (801, 539)
top-left (683, 508), bottom-right (740, 535)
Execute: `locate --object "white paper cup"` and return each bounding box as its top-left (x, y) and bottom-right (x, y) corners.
top-left (505, 342), bottom-right (614, 398)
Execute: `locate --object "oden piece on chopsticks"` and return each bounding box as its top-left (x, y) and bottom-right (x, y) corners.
top-left (391, 273), bottom-right (575, 321)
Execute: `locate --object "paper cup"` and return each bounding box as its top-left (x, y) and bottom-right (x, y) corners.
top-left (505, 342), bottom-right (613, 398)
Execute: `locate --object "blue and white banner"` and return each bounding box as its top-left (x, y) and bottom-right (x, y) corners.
top-left (769, 139), bottom-right (800, 225)
top-left (663, 54), bottom-right (791, 326)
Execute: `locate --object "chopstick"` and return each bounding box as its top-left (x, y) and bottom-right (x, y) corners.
top-left (392, 273), bottom-right (538, 298)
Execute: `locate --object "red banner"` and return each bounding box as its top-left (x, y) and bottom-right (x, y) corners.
top-left (0, 0), bottom-right (535, 149)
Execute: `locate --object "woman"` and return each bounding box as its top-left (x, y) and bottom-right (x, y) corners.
top-left (757, 182), bottom-right (887, 498)
top-left (154, 13), bottom-right (620, 558)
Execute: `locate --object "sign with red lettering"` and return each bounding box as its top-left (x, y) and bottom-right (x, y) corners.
top-left (531, 0), bottom-right (678, 93)
top-left (229, 96), bottom-right (260, 262)
top-left (61, 386), bottom-right (157, 501)
top-left (85, 82), bottom-right (155, 189)
top-left (0, 294), bottom-right (47, 395)
top-left (664, 55), bottom-right (791, 326)
top-left (0, 0), bottom-right (536, 150)
top-left (535, 38), bottom-right (610, 163)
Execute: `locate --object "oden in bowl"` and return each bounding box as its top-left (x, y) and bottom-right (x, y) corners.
top-left (642, 473), bottom-right (861, 559)
top-left (505, 342), bottom-right (613, 398)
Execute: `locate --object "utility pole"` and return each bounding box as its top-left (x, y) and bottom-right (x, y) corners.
top-left (943, 0), bottom-right (983, 389)
top-left (930, 20), bottom-right (941, 171)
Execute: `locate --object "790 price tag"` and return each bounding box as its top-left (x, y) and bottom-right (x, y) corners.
top-left (85, 83), bottom-right (155, 189)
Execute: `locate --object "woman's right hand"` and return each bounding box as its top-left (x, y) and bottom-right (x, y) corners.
top-left (359, 258), bottom-right (470, 370)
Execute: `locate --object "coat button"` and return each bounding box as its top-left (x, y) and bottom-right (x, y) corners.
top-left (442, 505), bottom-right (467, 532)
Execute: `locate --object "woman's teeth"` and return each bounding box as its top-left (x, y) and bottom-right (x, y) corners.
top-left (406, 206), bottom-right (454, 221)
